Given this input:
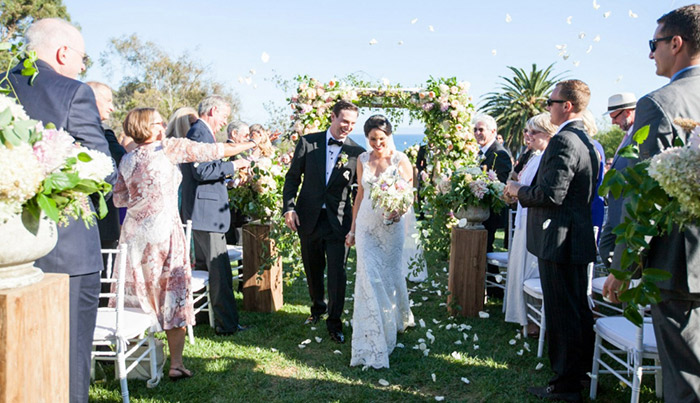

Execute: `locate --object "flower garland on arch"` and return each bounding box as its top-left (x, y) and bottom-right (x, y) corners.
top-left (285, 75), bottom-right (480, 263)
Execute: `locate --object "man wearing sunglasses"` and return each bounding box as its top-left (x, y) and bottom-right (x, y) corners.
top-left (505, 79), bottom-right (599, 402)
top-left (602, 5), bottom-right (700, 401)
top-left (598, 92), bottom-right (636, 269)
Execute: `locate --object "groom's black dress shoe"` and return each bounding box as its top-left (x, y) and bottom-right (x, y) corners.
top-left (329, 330), bottom-right (345, 344)
top-left (215, 324), bottom-right (251, 336)
top-left (304, 315), bottom-right (320, 325)
top-left (527, 385), bottom-right (581, 402)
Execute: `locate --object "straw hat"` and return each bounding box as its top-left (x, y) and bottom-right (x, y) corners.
top-left (604, 92), bottom-right (637, 115)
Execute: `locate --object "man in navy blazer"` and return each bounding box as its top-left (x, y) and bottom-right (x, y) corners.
top-left (180, 95), bottom-right (250, 335)
top-left (7, 18), bottom-right (116, 403)
top-left (506, 80), bottom-right (599, 402)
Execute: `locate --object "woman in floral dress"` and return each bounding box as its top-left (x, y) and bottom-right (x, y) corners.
top-left (113, 107), bottom-right (256, 380)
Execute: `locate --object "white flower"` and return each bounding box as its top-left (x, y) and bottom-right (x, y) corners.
top-left (0, 95), bottom-right (29, 121)
top-left (0, 143), bottom-right (44, 222)
top-left (72, 147), bottom-right (114, 182)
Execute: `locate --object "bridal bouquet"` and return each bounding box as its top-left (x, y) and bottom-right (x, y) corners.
top-left (368, 170), bottom-right (414, 225)
top-left (0, 94), bottom-right (113, 226)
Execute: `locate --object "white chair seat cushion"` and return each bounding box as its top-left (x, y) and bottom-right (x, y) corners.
top-left (227, 245), bottom-right (243, 261)
top-left (191, 270), bottom-right (209, 292)
top-left (591, 276), bottom-right (606, 294)
top-left (523, 278), bottom-right (543, 297)
top-left (486, 251), bottom-right (508, 267)
top-left (94, 308), bottom-right (156, 341)
top-left (595, 316), bottom-right (658, 354)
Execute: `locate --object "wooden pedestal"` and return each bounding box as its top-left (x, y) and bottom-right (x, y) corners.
top-left (0, 273), bottom-right (69, 403)
top-left (447, 227), bottom-right (487, 317)
top-left (242, 222), bottom-right (283, 312)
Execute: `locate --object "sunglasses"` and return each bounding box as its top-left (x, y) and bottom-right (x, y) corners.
top-left (649, 35), bottom-right (674, 52)
top-left (546, 98), bottom-right (567, 107)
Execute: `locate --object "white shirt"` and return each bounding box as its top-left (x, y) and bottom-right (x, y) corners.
top-left (325, 129), bottom-right (344, 184)
top-left (555, 118), bottom-right (583, 134)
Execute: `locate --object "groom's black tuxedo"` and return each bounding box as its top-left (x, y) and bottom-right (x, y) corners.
top-left (283, 131), bottom-right (364, 331)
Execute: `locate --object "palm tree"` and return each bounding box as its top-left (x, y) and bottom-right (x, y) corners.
top-left (480, 63), bottom-right (564, 157)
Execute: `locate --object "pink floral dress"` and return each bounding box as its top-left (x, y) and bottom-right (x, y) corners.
top-left (113, 138), bottom-right (225, 331)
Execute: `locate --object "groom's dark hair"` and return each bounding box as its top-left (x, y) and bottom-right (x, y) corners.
top-left (364, 114), bottom-right (393, 136)
top-left (332, 100), bottom-right (359, 116)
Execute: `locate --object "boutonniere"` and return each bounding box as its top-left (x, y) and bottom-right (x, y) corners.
top-left (336, 152), bottom-right (349, 168)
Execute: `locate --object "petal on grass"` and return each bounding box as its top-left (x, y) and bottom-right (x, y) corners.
top-left (334, 350), bottom-right (342, 355)
top-left (379, 379), bottom-right (390, 386)
top-left (431, 373), bottom-right (436, 382)
top-left (536, 363), bottom-right (544, 370)
top-left (478, 311), bottom-right (490, 318)
top-left (509, 339), bottom-right (517, 345)
top-left (461, 377), bottom-right (470, 384)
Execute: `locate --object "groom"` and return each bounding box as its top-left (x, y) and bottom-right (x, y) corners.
top-left (283, 100), bottom-right (365, 343)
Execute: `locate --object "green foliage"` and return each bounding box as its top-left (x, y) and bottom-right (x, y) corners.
top-left (100, 34), bottom-right (240, 133)
top-left (480, 63), bottom-right (564, 156)
top-left (595, 125), bottom-right (625, 161)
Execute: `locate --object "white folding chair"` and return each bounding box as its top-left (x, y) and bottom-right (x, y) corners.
top-left (92, 244), bottom-right (160, 402)
top-left (590, 307), bottom-right (663, 402)
top-left (185, 220), bottom-right (215, 344)
top-left (227, 244), bottom-right (244, 287)
top-left (485, 209), bottom-right (516, 297)
top-left (523, 277), bottom-right (546, 358)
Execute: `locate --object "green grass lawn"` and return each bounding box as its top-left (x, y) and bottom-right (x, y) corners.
top-left (89, 231), bottom-right (662, 402)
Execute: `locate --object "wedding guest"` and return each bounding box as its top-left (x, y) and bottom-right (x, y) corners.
top-left (87, 82), bottom-right (125, 253)
top-left (582, 110), bottom-right (606, 237)
top-left (282, 100), bottom-right (365, 343)
top-left (180, 95), bottom-right (250, 335)
top-left (603, 5), bottom-right (700, 399)
top-left (474, 114), bottom-right (513, 300)
top-left (505, 79), bottom-right (598, 401)
top-left (598, 92), bottom-right (636, 267)
top-left (248, 123), bottom-right (274, 158)
top-left (5, 18), bottom-right (117, 402)
top-left (225, 120), bottom-right (251, 246)
top-left (512, 128), bottom-right (533, 176)
top-left (114, 107), bottom-right (256, 380)
top-left (166, 107), bottom-right (198, 138)
top-left (346, 114), bottom-right (415, 368)
top-left (503, 113), bottom-right (556, 335)
top-left (226, 120), bottom-right (250, 144)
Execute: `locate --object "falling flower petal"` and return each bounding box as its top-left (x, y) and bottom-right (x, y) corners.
top-left (616, 75), bottom-right (623, 83)
top-left (536, 363), bottom-right (544, 370)
top-left (419, 319), bottom-right (426, 328)
top-left (378, 379), bottom-right (390, 386)
top-left (428, 25), bottom-right (435, 32)
top-left (566, 16), bottom-right (572, 24)
top-left (249, 69), bottom-right (256, 75)
top-left (315, 337), bottom-right (322, 343)
top-left (461, 377), bottom-right (471, 384)
top-left (491, 49), bottom-right (497, 56)
top-left (517, 349), bottom-right (524, 356)
top-left (573, 61), bottom-right (581, 67)
top-left (505, 13), bottom-right (512, 23)
top-left (244, 77), bottom-right (252, 85)
top-left (334, 350), bottom-right (342, 355)
top-left (562, 54), bottom-right (570, 60)
top-left (586, 45), bottom-right (593, 53)
top-left (592, 0), bottom-right (600, 10)
top-left (237, 76), bottom-right (244, 83)
top-left (629, 10), bottom-right (638, 18)
top-left (478, 311), bottom-right (490, 319)
top-left (369, 38), bottom-right (378, 45)
top-left (435, 397), bottom-right (445, 401)
top-left (603, 11), bottom-right (611, 18)
top-left (509, 339), bottom-right (517, 345)
top-left (594, 35), bottom-right (601, 42)
top-left (555, 44), bottom-right (567, 50)
top-left (398, 40), bottom-right (404, 45)
top-left (431, 373), bottom-right (436, 382)
top-left (411, 18), bottom-right (418, 24)
top-left (578, 32), bottom-right (586, 39)
top-left (261, 52), bottom-right (270, 63)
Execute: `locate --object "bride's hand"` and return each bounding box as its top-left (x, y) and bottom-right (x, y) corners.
top-left (345, 231), bottom-right (356, 247)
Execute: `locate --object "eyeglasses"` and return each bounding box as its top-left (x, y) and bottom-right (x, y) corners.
top-left (610, 110), bottom-right (624, 120)
top-left (546, 98), bottom-right (567, 107)
top-left (150, 121), bottom-right (166, 128)
top-left (66, 46), bottom-right (90, 64)
top-left (649, 36), bottom-right (674, 52)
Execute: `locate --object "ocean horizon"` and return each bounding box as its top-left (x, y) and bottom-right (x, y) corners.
top-left (348, 133), bottom-right (425, 152)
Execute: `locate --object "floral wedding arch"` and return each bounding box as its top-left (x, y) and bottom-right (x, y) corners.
top-left (285, 76), bottom-right (480, 260)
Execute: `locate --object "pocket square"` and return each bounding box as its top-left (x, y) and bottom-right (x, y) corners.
top-left (343, 170), bottom-right (350, 181)
top-left (542, 219), bottom-right (551, 230)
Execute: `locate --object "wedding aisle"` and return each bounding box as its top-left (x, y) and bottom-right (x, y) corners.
top-left (89, 248), bottom-right (661, 402)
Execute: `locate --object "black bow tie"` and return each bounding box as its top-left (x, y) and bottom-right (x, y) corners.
top-left (328, 138), bottom-right (344, 147)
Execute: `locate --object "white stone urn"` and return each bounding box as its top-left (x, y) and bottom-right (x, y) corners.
top-left (455, 205), bottom-right (490, 229)
top-left (0, 212), bottom-right (57, 290)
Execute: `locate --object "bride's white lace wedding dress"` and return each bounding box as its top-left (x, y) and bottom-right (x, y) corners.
top-left (350, 151), bottom-right (415, 369)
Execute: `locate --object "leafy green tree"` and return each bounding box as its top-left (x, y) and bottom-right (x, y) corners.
top-left (480, 63), bottom-right (564, 156)
top-left (595, 125), bottom-right (625, 161)
top-left (100, 34), bottom-right (240, 132)
top-left (0, 0), bottom-right (70, 67)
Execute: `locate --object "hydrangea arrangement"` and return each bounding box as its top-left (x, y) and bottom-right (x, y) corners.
top-left (368, 169), bottom-right (414, 225)
top-left (0, 94), bottom-right (113, 226)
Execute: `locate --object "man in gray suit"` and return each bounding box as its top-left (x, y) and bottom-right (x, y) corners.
top-left (598, 92), bottom-right (636, 267)
top-left (506, 79), bottom-right (599, 402)
top-left (603, 5), bottom-right (700, 401)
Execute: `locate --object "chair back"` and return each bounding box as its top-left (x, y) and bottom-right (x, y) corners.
top-left (506, 209), bottom-right (516, 250)
top-left (99, 244), bottom-right (127, 334)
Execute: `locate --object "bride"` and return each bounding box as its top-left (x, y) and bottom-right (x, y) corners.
top-left (346, 114), bottom-right (415, 369)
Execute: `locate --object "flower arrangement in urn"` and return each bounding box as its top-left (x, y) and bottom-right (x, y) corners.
top-left (228, 154), bottom-right (287, 222)
top-left (0, 94), bottom-right (113, 226)
top-left (436, 163), bottom-right (506, 227)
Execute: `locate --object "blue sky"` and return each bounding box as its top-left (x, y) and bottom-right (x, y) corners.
top-left (65, 0), bottom-right (693, 133)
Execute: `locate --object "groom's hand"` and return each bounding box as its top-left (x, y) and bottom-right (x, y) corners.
top-left (284, 210), bottom-right (300, 231)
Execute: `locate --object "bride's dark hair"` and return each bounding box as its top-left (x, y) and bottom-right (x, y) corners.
top-left (363, 114), bottom-right (393, 137)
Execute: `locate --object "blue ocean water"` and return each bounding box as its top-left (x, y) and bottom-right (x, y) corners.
top-left (348, 134), bottom-right (425, 151)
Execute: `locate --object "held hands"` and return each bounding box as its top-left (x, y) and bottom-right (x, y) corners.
top-left (284, 211), bottom-right (300, 232)
top-left (601, 273), bottom-right (628, 304)
top-left (504, 180), bottom-right (521, 203)
top-left (345, 231), bottom-right (355, 247)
